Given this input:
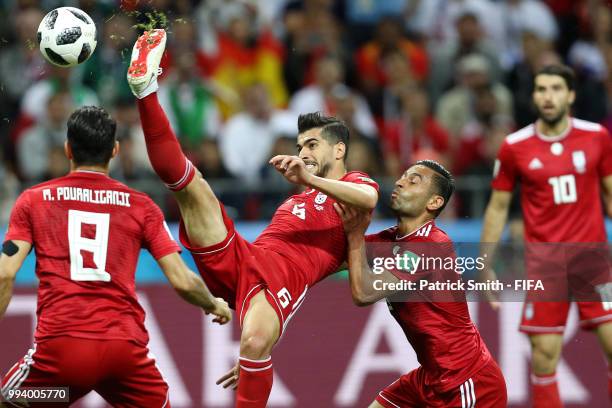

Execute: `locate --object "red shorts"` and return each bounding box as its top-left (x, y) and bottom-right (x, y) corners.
top-left (375, 360), bottom-right (507, 408)
top-left (520, 301), bottom-right (612, 334)
top-left (1, 337), bottom-right (169, 407)
top-left (180, 203), bottom-right (309, 337)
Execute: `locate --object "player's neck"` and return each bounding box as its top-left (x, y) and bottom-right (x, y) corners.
top-left (396, 214), bottom-right (434, 237)
top-left (325, 166), bottom-right (347, 181)
top-left (536, 115), bottom-right (570, 138)
top-left (72, 163), bottom-right (110, 175)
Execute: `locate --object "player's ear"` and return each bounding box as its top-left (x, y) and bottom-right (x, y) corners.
top-left (427, 195), bottom-right (444, 213)
top-left (111, 141), bottom-right (120, 159)
top-left (568, 89), bottom-right (576, 105)
top-left (335, 142), bottom-right (346, 161)
top-left (64, 141), bottom-right (73, 160)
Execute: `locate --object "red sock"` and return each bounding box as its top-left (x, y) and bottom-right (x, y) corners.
top-left (531, 373), bottom-right (562, 408)
top-left (236, 356), bottom-right (273, 408)
top-left (137, 93), bottom-right (195, 191)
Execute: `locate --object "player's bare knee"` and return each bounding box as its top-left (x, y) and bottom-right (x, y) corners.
top-left (530, 337), bottom-right (561, 373)
top-left (240, 330), bottom-right (275, 359)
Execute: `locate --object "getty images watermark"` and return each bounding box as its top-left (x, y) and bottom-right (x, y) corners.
top-left (364, 242), bottom-right (612, 303)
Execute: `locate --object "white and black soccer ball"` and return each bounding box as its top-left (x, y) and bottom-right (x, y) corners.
top-left (37, 7), bottom-right (97, 67)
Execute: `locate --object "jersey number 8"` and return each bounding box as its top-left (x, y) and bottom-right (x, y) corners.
top-left (68, 210), bottom-right (111, 282)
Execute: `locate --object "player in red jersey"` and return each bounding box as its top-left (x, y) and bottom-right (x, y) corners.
top-left (126, 30), bottom-right (379, 407)
top-left (481, 64), bottom-right (612, 407)
top-left (0, 106), bottom-right (231, 407)
top-left (335, 160), bottom-right (506, 407)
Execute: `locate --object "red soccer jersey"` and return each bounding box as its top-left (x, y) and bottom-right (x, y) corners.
top-left (5, 170), bottom-right (179, 346)
top-left (254, 171), bottom-right (379, 286)
top-left (366, 221), bottom-right (492, 393)
top-left (492, 118), bottom-right (612, 243)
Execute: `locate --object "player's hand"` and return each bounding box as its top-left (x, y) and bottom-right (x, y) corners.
top-left (269, 155), bottom-right (313, 186)
top-left (334, 202), bottom-right (371, 236)
top-left (479, 268), bottom-right (500, 311)
top-left (216, 362), bottom-right (239, 390)
top-left (206, 298), bottom-right (232, 325)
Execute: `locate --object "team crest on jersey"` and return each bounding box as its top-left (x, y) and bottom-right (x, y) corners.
top-left (315, 192), bottom-right (328, 204)
top-left (572, 151), bottom-right (586, 174)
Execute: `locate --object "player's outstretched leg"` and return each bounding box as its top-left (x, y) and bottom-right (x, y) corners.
top-left (127, 29), bottom-right (227, 247)
top-left (236, 291), bottom-right (281, 407)
top-left (529, 334), bottom-right (563, 408)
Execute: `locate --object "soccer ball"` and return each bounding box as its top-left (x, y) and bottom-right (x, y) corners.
top-left (37, 7), bottom-right (97, 67)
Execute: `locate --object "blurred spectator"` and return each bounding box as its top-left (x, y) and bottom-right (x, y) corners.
top-left (112, 96), bottom-right (154, 181)
top-left (436, 54), bottom-right (513, 140)
top-left (0, 154), bottom-right (19, 225)
top-left (219, 83), bottom-right (296, 185)
top-left (282, 3), bottom-right (352, 94)
top-left (18, 65), bottom-right (98, 135)
top-left (354, 16), bottom-right (428, 100)
top-left (381, 86), bottom-right (450, 178)
top-left (428, 9), bottom-right (501, 104)
top-left (498, 0), bottom-right (558, 69)
top-left (206, 2), bottom-right (288, 118)
top-left (195, 139), bottom-right (234, 180)
top-left (566, 2), bottom-right (610, 123)
top-left (81, 13), bottom-right (137, 107)
top-left (506, 33), bottom-right (558, 128)
top-left (16, 91), bottom-right (71, 182)
top-left (158, 49), bottom-right (221, 151)
top-left (412, 0), bottom-right (505, 49)
top-left (368, 48), bottom-right (417, 124)
top-left (346, 137), bottom-right (382, 178)
top-left (0, 7), bottom-right (45, 124)
top-left (290, 55), bottom-right (377, 138)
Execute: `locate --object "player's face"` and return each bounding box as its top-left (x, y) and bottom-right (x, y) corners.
top-left (390, 165), bottom-right (438, 217)
top-left (533, 74), bottom-right (575, 125)
top-left (297, 129), bottom-right (336, 177)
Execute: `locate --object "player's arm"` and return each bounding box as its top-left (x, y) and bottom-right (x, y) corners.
top-left (0, 240), bottom-right (31, 320)
top-left (270, 155), bottom-right (378, 210)
top-left (601, 175), bottom-right (612, 217)
top-left (157, 252), bottom-right (231, 324)
top-left (479, 189), bottom-right (512, 309)
top-left (480, 189), bottom-right (512, 261)
top-left (334, 203), bottom-right (398, 305)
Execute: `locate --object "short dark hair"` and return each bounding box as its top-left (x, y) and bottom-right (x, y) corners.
top-left (535, 64), bottom-right (575, 91)
top-left (67, 106), bottom-right (117, 166)
top-left (416, 159), bottom-right (455, 216)
top-left (297, 112), bottom-right (350, 161)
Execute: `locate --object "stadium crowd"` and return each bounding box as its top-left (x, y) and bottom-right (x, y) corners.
top-left (0, 0), bottom-right (611, 222)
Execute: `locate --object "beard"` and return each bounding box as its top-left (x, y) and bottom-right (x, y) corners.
top-left (538, 106), bottom-right (567, 127)
top-left (316, 161), bottom-right (332, 178)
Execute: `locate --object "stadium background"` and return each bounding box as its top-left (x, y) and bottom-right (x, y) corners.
top-left (1, 0), bottom-right (611, 406)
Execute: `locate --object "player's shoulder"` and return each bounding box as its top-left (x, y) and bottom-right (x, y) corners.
top-left (341, 171), bottom-right (379, 189)
top-left (365, 226), bottom-right (397, 242)
top-left (428, 224), bottom-right (452, 244)
top-left (571, 118), bottom-right (608, 138)
top-left (504, 124), bottom-right (536, 146)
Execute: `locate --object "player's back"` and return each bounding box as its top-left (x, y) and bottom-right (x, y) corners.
top-left (9, 170), bottom-right (177, 346)
top-left (367, 223), bottom-right (492, 393)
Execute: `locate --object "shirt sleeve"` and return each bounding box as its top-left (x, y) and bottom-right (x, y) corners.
top-left (142, 199), bottom-right (181, 260)
top-left (5, 191), bottom-right (33, 243)
top-left (343, 171), bottom-right (380, 193)
top-left (491, 140), bottom-right (517, 191)
top-left (598, 128), bottom-right (612, 178)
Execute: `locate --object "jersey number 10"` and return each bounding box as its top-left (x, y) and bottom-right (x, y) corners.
top-left (548, 175), bottom-right (577, 204)
top-left (68, 210), bottom-right (111, 282)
